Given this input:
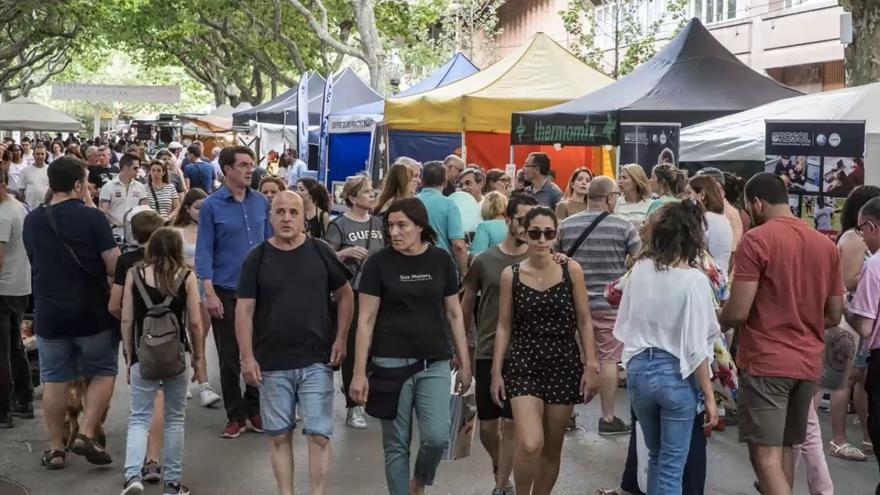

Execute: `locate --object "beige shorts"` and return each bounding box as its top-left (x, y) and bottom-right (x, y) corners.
top-left (592, 309), bottom-right (623, 364)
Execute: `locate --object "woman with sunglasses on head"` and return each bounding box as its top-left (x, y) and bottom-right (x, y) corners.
top-left (612, 200), bottom-right (719, 495)
top-left (491, 206), bottom-right (598, 495)
top-left (555, 167), bottom-right (593, 220)
top-left (484, 169), bottom-right (512, 197)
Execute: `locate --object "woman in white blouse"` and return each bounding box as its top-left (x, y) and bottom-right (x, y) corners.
top-left (687, 175), bottom-right (734, 275)
top-left (613, 200), bottom-right (719, 494)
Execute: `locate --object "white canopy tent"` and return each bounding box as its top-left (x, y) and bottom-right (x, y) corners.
top-left (0, 97), bottom-right (83, 131)
top-left (680, 83), bottom-right (880, 185)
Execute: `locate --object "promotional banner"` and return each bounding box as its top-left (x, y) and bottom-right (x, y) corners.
top-left (317, 72), bottom-right (335, 184)
top-left (511, 112), bottom-right (618, 146)
top-left (52, 83), bottom-right (180, 103)
top-left (765, 120), bottom-right (866, 230)
top-left (296, 72), bottom-right (310, 166)
top-left (618, 122), bottom-right (680, 176)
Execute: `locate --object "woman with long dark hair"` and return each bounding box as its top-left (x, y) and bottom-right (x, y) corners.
top-left (375, 163), bottom-right (413, 214)
top-left (295, 177), bottom-right (331, 239)
top-left (146, 160), bottom-right (180, 220)
top-left (350, 198), bottom-right (471, 495)
top-left (491, 206), bottom-right (598, 495)
top-left (827, 185), bottom-right (880, 462)
top-left (170, 188), bottom-right (221, 408)
top-left (613, 200), bottom-right (719, 494)
top-left (120, 228), bottom-right (203, 495)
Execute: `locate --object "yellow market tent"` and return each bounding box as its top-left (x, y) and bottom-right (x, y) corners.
top-left (385, 33), bottom-right (613, 133)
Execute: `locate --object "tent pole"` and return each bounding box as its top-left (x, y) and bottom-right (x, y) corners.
top-left (509, 145), bottom-right (514, 165)
top-left (461, 131), bottom-right (467, 163)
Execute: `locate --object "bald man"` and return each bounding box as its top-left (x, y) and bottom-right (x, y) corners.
top-left (557, 175), bottom-right (641, 435)
top-left (236, 190), bottom-right (353, 495)
top-left (442, 154), bottom-right (465, 196)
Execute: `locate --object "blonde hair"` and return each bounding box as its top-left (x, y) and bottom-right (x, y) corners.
top-left (481, 191), bottom-right (508, 220)
top-left (620, 163), bottom-right (652, 202)
top-left (342, 174), bottom-right (372, 208)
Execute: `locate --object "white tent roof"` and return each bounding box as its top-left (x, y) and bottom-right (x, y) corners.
top-left (681, 83), bottom-right (880, 163)
top-left (0, 97), bottom-right (83, 131)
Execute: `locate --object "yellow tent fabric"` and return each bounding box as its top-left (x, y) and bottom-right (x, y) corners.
top-left (385, 33), bottom-right (613, 133)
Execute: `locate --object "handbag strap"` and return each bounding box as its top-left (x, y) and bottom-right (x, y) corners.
top-left (564, 211), bottom-right (609, 258)
top-left (42, 203), bottom-right (108, 292)
top-left (148, 183), bottom-right (160, 210)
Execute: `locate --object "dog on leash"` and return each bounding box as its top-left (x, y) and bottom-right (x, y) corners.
top-left (64, 377), bottom-right (108, 449)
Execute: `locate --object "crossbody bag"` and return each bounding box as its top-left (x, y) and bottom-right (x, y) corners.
top-left (42, 203), bottom-right (109, 296)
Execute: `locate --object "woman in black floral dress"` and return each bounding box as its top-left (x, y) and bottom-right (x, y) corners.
top-left (491, 206), bottom-right (599, 495)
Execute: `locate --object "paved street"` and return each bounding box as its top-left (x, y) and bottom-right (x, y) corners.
top-left (1, 342), bottom-right (877, 495)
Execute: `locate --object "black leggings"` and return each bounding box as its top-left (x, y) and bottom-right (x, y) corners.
top-left (620, 411), bottom-right (706, 495)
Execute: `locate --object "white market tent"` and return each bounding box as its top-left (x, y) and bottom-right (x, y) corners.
top-left (680, 83), bottom-right (880, 184)
top-left (0, 97), bottom-right (83, 131)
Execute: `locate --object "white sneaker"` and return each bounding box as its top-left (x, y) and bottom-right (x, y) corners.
top-left (199, 387), bottom-right (222, 408)
top-left (185, 389), bottom-right (192, 400)
top-left (346, 406), bottom-right (368, 429)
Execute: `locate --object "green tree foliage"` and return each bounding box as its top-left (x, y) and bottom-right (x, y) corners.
top-left (839, 0), bottom-right (880, 85)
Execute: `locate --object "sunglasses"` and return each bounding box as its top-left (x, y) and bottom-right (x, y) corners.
top-left (857, 220), bottom-right (873, 237)
top-left (527, 228), bottom-right (557, 241)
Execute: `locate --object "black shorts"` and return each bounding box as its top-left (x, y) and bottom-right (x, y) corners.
top-left (475, 359), bottom-right (513, 421)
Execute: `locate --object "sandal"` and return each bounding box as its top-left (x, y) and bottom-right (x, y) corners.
top-left (863, 441), bottom-right (874, 456)
top-left (70, 433), bottom-right (113, 465)
top-left (41, 449), bottom-right (67, 470)
top-left (829, 440), bottom-right (867, 461)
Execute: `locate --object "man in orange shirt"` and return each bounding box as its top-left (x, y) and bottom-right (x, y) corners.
top-left (721, 173), bottom-right (843, 495)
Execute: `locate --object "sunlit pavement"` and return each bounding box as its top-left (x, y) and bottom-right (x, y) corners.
top-left (1, 341), bottom-right (877, 494)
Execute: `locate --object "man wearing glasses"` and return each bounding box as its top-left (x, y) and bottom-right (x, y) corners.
top-left (556, 176), bottom-right (640, 435)
top-left (443, 155), bottom-right (465, 197)
top-left (522, 153), bottom-right (562, 211)
top-left (196, 146), bottom-right (271, 439)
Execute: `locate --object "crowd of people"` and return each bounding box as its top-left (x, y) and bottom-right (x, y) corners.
top-left (0, 133), bottom-right (879, 495)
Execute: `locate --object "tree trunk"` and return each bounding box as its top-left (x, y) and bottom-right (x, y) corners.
top-left (353, 0), bottom-right (386, 92)
top-left (841, 0), bottom-right (880, 85)
top-left (253, 67), bottom-right (264, 104)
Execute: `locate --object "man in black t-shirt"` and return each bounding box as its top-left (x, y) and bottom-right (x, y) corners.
top-left (236, 190), bottom-right (353, 495)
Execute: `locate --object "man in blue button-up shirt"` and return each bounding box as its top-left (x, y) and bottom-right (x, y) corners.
top-left (196, 145), bottom-right (270, 438)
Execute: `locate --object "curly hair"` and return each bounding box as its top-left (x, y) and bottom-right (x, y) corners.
top-left (296, 177), bottom-right (331, 212)
top-left (638, 199), bottom-right (706, 271)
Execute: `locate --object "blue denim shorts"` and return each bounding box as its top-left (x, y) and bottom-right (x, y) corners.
top-left (259, 363), bottom-right (334, 438)
top-left (38, 329), bottom-right (119, 383)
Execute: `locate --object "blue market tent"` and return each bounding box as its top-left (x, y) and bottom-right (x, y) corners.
top-left (324, 53), bottom-right (479, 187)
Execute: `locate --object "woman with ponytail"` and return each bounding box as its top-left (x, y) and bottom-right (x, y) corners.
top-left (646, 163), bottom-right (686, 216)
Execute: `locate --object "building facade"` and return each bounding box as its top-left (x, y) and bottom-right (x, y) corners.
top-left (490, 0), bottom-right (846, 93)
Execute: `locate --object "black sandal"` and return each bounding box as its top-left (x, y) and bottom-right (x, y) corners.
top-left (41, 449), bottom-right (67, 470)
top-left (70, 434), bottom-right (113, 465)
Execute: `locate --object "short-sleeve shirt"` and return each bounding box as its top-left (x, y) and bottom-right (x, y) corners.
top-left (184, 161), bottom-right (216, 193)
top-left (23, 199), bottom-right (118, 339)
top-left (733, 216), bottom-right (842, 381)
top-left (19, 165), bottom-right (49, 210)
top-left (114, 248), bottom-right (145, 287)
top-left (0, 198), bottom-right (31, 296)
top-left (88, 165), bottom-right (120, 191)
top-left (146, 183), bottom-right (178, 218)
top-left (463, 245), bottom-right (528, 359)
top-left (324, 214), bottom-right (384, 291)
top-left (99, 176), bottom-right (147, 229)
top-left (359, 245), bottom-right (459, 360)
top-left (416, 188), bottom-right (464, 252)
top-left (527, 180), bottom-right (563, 211)
top-left (236, 238), bottom-right (349, 371)
top-left (557, 210), bottom-right (640, 311)
top-left (849, 252), bottom-right (880, 351)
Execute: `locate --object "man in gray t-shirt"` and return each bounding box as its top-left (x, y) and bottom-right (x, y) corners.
top-left (557, 176), bottom-right (640, 436)
top-left (0, 169), bottom-right (33, 425)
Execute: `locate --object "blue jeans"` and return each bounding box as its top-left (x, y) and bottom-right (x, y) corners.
top-left (259, 363), bottom-right (334, 438)
top-left (124, 363), bottom-right (188, 484)
top-left (627, 348), bottom-right (699, 495)
top-left (38, 328), bottom-right (118, 383)
top-left (375, 358), bottom-right (451, 495)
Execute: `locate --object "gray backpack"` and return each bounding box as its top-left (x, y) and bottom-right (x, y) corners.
top-left (132, 266), bottom-right (188, 381)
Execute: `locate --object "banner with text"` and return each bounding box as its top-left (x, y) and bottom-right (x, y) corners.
top-left (296, 72), bottom-right (310, 165)
top-left (618, 122), bottom-right (680, 176)
top-left (52, 84), bottom-right (180, 103)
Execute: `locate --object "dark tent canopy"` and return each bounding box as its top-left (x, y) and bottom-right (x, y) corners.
top-left (232, 72), bottom-right (326, 129)
top-left (511, 18), bottom-right (802, 146)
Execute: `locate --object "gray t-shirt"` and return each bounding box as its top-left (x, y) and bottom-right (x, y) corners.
top-left (557, 210), bottom-right (640, 311)
top-left (0, 198), bottom-right (32, 296)
top-left (324, 214), bottom-right (385, 290)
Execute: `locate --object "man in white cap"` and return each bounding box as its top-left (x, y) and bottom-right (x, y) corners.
top-left (168, 141), bottom-right (184, 167)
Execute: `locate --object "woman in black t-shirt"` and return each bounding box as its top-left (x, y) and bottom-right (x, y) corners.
top-left (120, 228), bottom-right (203, 495)
top-left (350, 198), bottom-right (471, 495)
top-left (295, 177), bottom-right (331, 239)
